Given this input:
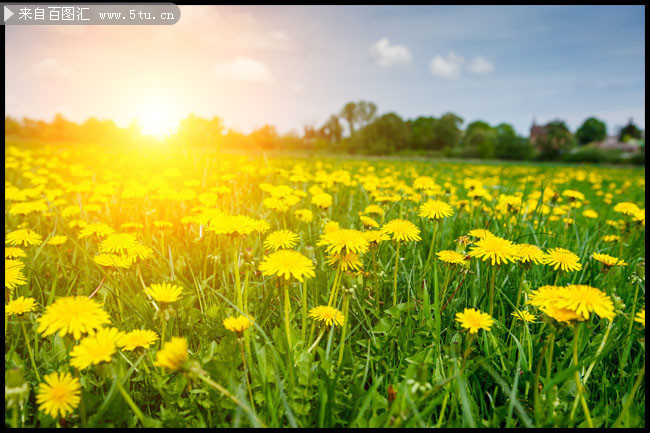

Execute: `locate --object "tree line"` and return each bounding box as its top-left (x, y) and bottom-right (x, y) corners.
top-left (5, 102), bottom-right (644, 164)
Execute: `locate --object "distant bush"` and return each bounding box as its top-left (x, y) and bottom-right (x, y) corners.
top-left (562, 147), bottom-right (624, 164)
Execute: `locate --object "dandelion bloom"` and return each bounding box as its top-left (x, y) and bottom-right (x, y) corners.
top-left (514, 244), bottom-right (544, 264)
top-left (47, 235), bottom-right (68, 246)
top-left (363, 230), bottom-right (390, 245)
top-left (418, 200), bottom-right (454, 220)
top-left (541, 248), bottom-right (583, 272)
top-left (78, 222), bottom-right (115, 239)
top-left (562, 190), bottom-right (585, 201)
top-left (467, 229), bottom-right (494, 239)
top-left (613, 202), bottom-right (640, 216)
top-left (37, 296), bottom-right (111, 340)
top-left (223, 315), bottom-right (254, 335)
top-left (259, 249), bottom-right (315, 282)
top-left (634, 309), bottom-right (645, 327)
top-left (36, 372), bottom-right (81, 419)
top-left (528, 285), bottom-right (583, 323)
top-left (318, 229), bottom-right (369, 255)
top-left (5, 259), bottom-right (27, 291)
top-left (582, 209), bottom-right (598, 219)
top-left (592, 253), bottom-right (627, 267)
top-left (264, 230), bottom-right (299, 251)
top-left (100, 233), bottom-right (138, 254)
top-left (511, 310), bottom-right (536, 323)
top-left (360, 215), bottom-right (380, 228)
top-left (5, 296), bottom-right (37, 316)
top-left (118, 329), bottom-right (159, 351)
top-left (207, 214), bottom-right (257, 237)
top-left (468, 236), bottom-right (519, 265)
top-left (363, 204), bottom-right (384, 216)
top-left (381, 219), bottom-right (421, 242)
top-left (145, 282), bottom-right (184, 304)
top-left (154, 337), bottom-right (189, 372)
top-left (5, 247), bottom-right (26, 258)
top-left (309, 305), bottom-right (344, 327)
top-left (294, 209), bottom-right (313, 223)
top-left (555, 285), bottom-right (616, 321)
top-left (602, 234), bottom-right (620, 242)
top-left (5, 229), bottom-right (42, 246)
top-left (69, 327), bottom-right (125, 370)
top-left (311, 192), bottom-right (333, 209)
top-left (93, 253), bottom-right (132, 268)
top-left (326, 251), bottom-right (363, 272)
top-left (436, 250), bottom-right (468, 265)
top-left (455, 308), bottom-right (494, 334)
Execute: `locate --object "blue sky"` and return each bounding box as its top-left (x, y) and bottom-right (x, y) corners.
top-left (5, 5), bottom-right (645, 136)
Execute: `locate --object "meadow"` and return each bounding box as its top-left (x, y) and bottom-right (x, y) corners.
top-left (4, 140), bottom-right (646, 428)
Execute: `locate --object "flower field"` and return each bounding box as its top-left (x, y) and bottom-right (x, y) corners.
top-left (4, 142), bottom-right (646, 428)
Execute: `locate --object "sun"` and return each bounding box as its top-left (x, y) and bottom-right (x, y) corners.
top-left (137, 104), bottom-right (179, 138)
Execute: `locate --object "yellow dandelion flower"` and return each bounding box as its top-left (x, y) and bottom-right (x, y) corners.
top-left (467, 229), bottom-right (495, 239)
top-left (556, 285), bottom-right (616, 321)
top-left (78, 222), bottom-right (115, 239)
top-left (69, 327), bottom-right (125, 370)
top-left (511, 310), bottom-right (536, 323)
top-left (541, 248), bottom-right (583, 272)
top-left (363, 204), bottom-right (384, 216)
top-left (602, 234), bottom-right (620, 242)
top-left (515, 244), bottom-right (544, 264)
top-left (634, 309), bottom-right (645, 327)
top-left (264, 230), bottom-right (299, 251)
top-left (309, 305), bottom-right (344, 327)
top-left (37, 296), bottom-right (111, 340)
top-left (223, 315), bottom-right (254, 335)
top-left (436, 250), bottom-right (468, 265)
top-left (326, 251), bottom-right (363, 272)
top-left (36, 372), bottom-right (81, 419)
top-left (582, 209), bottom-right (598, 219)
top-left (360, 215), bottom-right (380, 228)
top-left (592, 253), bottom-right (627, 267)
top-left (5, 259), bottom-right (28, 291)
top-left (100, 233), bottom-right (138, 254)
top-left (47, 235), bottom-right (68, 246)
top-left (93, 253), bottom-right (132, 268)
top-left (468, 236), bottom-right (519, 265)
top-left (613, 202), bottom-right (640, 216)
top-left (6, 229), bottom-right (42, 246)
top-left (318, 229), bottom-right (369, 255)
top-left (418, 200), bottom-right (454, 220)
top-left (5, 247), bottom-right (26, 258)
top-left (154, 337), bottom-right (189, 372)
top-left (294, 209), bottom-right (313, 223)
top-left (363, 230), bottom-right (390, 245)
top-left (259, 249), bottom-right (315, 282)
top-left (455, 308), bottom-right (494, 334)
top-left (145, 283), bottom-right (184, 304)
top-left (381, 219), bottom-right (421, 242)
top-left (5, 296), bottom-right (38, 316)
top-left (118, 329), bottom-right (159, 351)
top-left (311, 192), bottom-right (333, 209)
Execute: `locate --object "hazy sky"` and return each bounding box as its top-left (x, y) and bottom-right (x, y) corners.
top-left (4, 5), bottom-right (645, 136)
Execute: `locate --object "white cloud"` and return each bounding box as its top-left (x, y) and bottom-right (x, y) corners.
top-left (467, 56), bottom-right (494, 75)
top-left (429, 51), bottom-right (464, 79)
top-left (214, 57), bottom-right (273, 83)
top-left (370, 37), bottom-right (411, 68)
top-left (32, 58), bottom-right (74, 78)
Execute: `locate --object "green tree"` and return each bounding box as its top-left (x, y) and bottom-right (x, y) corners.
top-left (431, 113), bottom-right (463, 151)
top-left (407, 116), bottom-right (437, 150)
top-left (353, 112), bottom-right (408, 154)
top-left (355, 101), bottom-right (377, 129)
top-left (340, 102), bottom-right (357, 137)
top-left (536, 120), bottom-right (576, 160)
top-left (494, 123), bottom-right (533, 160)
top-left (576, 117), bottom-right (607, 145)
top-left (618, 119), bottom-right (642, 142)
top-left (320, 115), bottom-right (343, 143)
top-left (462, 121), bottom-right (496, 159)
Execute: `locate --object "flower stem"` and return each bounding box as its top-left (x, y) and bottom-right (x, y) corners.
top-left (337, 294), bottom-right (351, 369)
top-left (488, 266), bottom-right (497, 316)
top-left (239, 339), bottom-right (256, 412)
top-left (327, 261), bottom-right (342, 307)
top-left (21, 321), bottom-right (40, 381)
top-left (308, 328), bottom-right (326, 353)
top-left (282, 281), bottom-right (292, 350)
top-left (392, 242), bottom-right (401, 307)
top-left (570, 324), bottom-right (593, 428)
